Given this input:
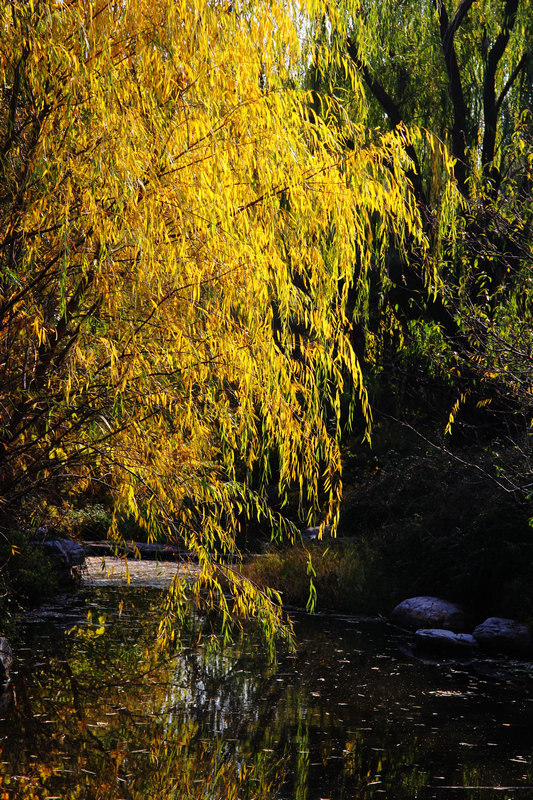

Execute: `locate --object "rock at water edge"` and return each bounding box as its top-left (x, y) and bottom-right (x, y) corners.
top-left (473, 617), bottom-right (532, 654)
top-left (391, 596), bottom-right (466, 632)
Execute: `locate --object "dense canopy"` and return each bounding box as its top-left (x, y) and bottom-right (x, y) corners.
top-left (0, 0), bottom-right (431, 646)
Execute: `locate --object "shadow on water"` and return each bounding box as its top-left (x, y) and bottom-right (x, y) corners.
top-left (0, 559), bottom-right (532, 799)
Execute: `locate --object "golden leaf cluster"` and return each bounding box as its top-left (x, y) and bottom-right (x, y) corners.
top-left (0, 0), bottom-right (425, 646)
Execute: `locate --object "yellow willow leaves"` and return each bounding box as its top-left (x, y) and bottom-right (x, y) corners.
top-left (1, 0), bottom-right (429, 648)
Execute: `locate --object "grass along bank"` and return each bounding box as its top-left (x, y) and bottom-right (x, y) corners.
top-left (243, 420), bottom-right (533, 623)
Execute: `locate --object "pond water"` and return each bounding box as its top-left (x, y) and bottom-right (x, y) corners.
top-left (0, 557), bottom-right (532, 799)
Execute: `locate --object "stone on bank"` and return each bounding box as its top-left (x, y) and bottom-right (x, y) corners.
top-left (391, 596), bottom-right (466, 632)
top-left (391, 597), bottom-right (533, 658)
top-left (473, 617), bottom-right (533, 655)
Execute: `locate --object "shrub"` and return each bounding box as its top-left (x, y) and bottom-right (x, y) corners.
top-left (0, 530), bottom-right (59, 610)
top-left (243, 538), bottom-right (390, 614)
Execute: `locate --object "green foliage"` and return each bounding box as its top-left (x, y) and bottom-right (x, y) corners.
top-left (60, 503), bottom-right (112, 540)
top-left (0, 529), bottom-right (59, 609)
top-left (27, 500), bottom-right (112, 541)
top-left (310, 1), bottom-right (533, 447)
top-left (342, 0), bottom-right (533, 187)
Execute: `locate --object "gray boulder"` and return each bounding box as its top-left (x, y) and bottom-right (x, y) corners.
top-left (39, 538), bottom-right (85, 565)
top-left (414, 628), bottom-right (479, 654)
top-left (473, 617), bottom-right (533, 654)
top-left (391, 596), bottom-right (466, 632)
top-left (34, 538), bottom-right (86, 581)
top-left (0, 638), bottom-right (13, 687)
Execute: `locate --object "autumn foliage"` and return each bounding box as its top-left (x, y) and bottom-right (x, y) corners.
top-left (0, 0), bottom-right (430, 644)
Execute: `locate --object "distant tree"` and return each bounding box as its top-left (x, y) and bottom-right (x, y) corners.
top-left (309, 1), bottom-right (533, 449)
top-left (0, 0), bottom-right (425, 647)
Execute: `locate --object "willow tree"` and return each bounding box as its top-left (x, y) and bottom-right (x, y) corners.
top-left (0, 0), bottom-right (426, 646)
top-left (307, 0), bottom-right (533, 455)
top-left (344, 0), bottom-right (533, 303)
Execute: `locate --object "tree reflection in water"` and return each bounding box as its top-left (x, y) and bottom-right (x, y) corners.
top-left (0, 586), bottom-right (532, 799)
top-left (0, 587), bottom-right (288, 799)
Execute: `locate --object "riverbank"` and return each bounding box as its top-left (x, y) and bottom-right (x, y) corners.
top-left (243, 419), bottom-right (533, 626)
top-left (2, 416), bottom-right (532, 629)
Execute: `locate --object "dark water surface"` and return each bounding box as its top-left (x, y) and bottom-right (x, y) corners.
top-left (0, 561), bottom-right (532, 799)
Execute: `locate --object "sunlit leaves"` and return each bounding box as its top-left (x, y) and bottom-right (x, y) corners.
top-left (0, 0), bottom-right (424, 645)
